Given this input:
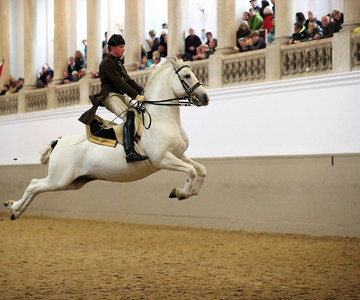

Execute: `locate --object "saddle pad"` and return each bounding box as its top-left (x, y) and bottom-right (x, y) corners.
top-left (86, 115), bottom-right (119, 147)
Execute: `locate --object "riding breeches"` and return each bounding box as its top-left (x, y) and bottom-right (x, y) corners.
top-left (102, 92), bottom-right (132, 122)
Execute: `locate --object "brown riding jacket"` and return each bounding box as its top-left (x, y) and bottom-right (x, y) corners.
top-left (79, 54), bottom-right (143, 124)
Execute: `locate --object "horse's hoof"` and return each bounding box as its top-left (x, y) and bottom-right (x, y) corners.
top-left (4, 202), bottom-right (8, 207)
top-left (169, 188), bottom-right (177, 198)
top-left (10, 212), bottom-right (16, 221)
top-left (178, 196), bottom-right (186, 201)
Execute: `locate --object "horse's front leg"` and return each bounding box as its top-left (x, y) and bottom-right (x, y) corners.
top-left (179, 154), bottom-right (206, 196)
top-left (156, 152), bottom-right (197, 200)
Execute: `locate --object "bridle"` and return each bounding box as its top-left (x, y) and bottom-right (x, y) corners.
top-left (142, 64), bottom-right (203, 107)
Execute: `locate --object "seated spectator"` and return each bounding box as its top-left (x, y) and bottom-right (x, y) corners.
top-left (45, 75), bottom-right (52, 87)
top-left (75, 51), bottom-right (85, 70)
top-left (271, 0), bottom-right (275, 15)
top-left (315, 16), bottom-right (339, 39)
top-left (234, 37), bottom-right (251, 52)
top-left (259, 0), bottom-right (270, 19)
top-left (39, 64), bottom-right (54, 86)
top-left (148, 55), bottom-right (162, 69)
top-left (5, 85), bottom-right (15, 95)
top-left (71, 71), bottom-right (79, 82)
top-left (78, 69), bottom-right (87, 80)
top-left (332, 9), bottom-right (343, 30)
top-left (206, 39), bottom-right (217, 58)
top-left (248, 8), bottom-right (263, 31)
top-left (249, 0), bottom-right (261, 12)
top-left (289, 22), bottom-right (310, 44)
top-left (305, 10), bottom-right (323, 29)
top-left (262, 6), bottom-right (274, 34)
top-left (243, 11), bottom-right (250, 22)
top-left (296, 12), bottom-right (306, 27)
top-left (68, 57), bottom-right (76, 75)
top-left (158, 43), bottom-right (167, 58)
top-left (205, 32), bottom-right (213, 47)
top-left (142, 55), bottom-right (153, 69)
top-left (305, 22), bottom-right (323, 41)
top-left (249, 31), bottom-right (266, 50)
top-left (60, 72), bottom-right (74, 84)
top-left (236, 21), bottom-right (252, 48)
top-left (146, 29), bottom-right (160, 58)
top-left (185, 26), bottom-right (202, 57)
top-left (267, 16), bottom-right (275, 43)
top-left (176, 50), bottom-right (192, 62)
top-left (0, 84), bottom-right (9, 95)
top-left (193, 44), bottom-right (208, 61)
top-left (14, 78), bottom-right (24, 92)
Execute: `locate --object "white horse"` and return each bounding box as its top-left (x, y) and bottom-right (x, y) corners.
top-left (4, 59), bottom-right (209, 220)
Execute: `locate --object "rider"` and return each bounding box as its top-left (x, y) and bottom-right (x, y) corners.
top-left (79, 34), bottom-right (149, 163)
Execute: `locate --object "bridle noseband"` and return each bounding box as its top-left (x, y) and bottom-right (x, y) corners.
top-left (174, 65), bottom-right (203, 104)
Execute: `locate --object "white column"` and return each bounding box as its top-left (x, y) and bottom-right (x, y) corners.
top-left (108, 0), bottom-right (125, 37)
top-left (333, 0), bottom-right (360, 73)
top-left (0, 0), bottom-right (10, 88)
top-left (167, 0), bottom-right (186, 57)
top-left (23, 0), bottom-right (37, 89)
top-left (87, 0), bottom-right (102, 74)
top-left (53, 0), bottom-right (68, 84)
top-left (124, 0), bottom-right (141, 71)
top-left (216, 0), bottom-right (236, 53)
top-left (265, 0), bottom-right (295, 81)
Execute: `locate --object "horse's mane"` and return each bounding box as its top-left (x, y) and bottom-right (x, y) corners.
top-left (144, 59), bottom-right (188, 93)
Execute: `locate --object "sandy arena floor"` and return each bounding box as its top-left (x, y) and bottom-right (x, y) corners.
top-left (0, 213), bottom-right (359, 299)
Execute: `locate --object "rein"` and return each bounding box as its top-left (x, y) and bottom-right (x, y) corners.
top-left (137, 64), bottom-right (203, 129)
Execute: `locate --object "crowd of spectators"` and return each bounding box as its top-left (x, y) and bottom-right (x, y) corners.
top-left (0, 77), bottom-right (24, 96)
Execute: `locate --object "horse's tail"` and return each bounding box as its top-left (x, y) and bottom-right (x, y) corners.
top-left (40, 139), bottom-right (59, 165)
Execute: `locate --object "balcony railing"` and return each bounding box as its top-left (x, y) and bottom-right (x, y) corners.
top-left (1, 34), bottom-right (359, 117)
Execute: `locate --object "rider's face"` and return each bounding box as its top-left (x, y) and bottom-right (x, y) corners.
top-left (111, 45), bottom-right (125, 58)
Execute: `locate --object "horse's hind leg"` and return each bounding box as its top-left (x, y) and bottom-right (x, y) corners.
top-left (4, 175), bottom-right (75, 220)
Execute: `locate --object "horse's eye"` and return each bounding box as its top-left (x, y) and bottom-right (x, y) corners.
top-left (184, 74), bottom-right (191, 79)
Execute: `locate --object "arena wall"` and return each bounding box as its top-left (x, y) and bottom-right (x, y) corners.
top-left (1, 71), bottom-right (360, 237)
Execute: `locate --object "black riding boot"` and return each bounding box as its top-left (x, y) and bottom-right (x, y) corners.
top-left (123, 111), bottom-right (148, 163)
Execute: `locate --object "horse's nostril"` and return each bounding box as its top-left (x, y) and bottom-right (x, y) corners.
top-left (204, 94), bottom-right (209, 104)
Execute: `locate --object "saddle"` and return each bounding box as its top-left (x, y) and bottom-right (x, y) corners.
top-left (86, 114), bottom-right (143, 147)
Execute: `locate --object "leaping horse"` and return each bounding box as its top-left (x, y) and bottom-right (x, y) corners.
top-left (4, 59), bottom-right (209, 220)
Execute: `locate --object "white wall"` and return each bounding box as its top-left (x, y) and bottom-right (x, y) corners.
top-left (1, 70), bottom-right (360, 166)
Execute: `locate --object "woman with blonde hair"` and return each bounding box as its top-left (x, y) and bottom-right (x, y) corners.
top-left (236, 21), bottom-right (251, 48)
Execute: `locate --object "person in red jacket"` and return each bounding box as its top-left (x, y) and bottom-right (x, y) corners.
top-left (262, 6), bottom-right (274, 35)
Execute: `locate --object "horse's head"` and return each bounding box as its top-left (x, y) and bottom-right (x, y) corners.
top-left (170, 59), bottom-right (209, 107)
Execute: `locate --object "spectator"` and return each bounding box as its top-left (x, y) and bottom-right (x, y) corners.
top-left (146, 29), bottom-right (160, 58)
top-left (243, 11), bottom-right (250, 22)
top-left (5, 85), bottom-right (14, 95)
top-left (305, 10), bottom-right (323, 29)
top-left (205, 32), bottom-right (213, 47)
top-left (289, 22), bottom-right (310, 44)
top-left (158, 43), bottom-right (167, 58)
top-left (14, 78), bottom-right (24, 92)
top-left (185, 26), bottom-right (202, 57)
top-left (193, 44), bottom-right (208, 61)
top-left (206, 39), bottom-right (217, 58)
top-left (75, 51), bottom-right (85, 70)
top-left (148, 55), bottom-right (162, 69)
top-left (248, 8), bottom-right (263, 31)
top-left (315, 16), bottom-right (339, 39)
top-left (39, 64), bottom-right (54, 86)
top-left (259, 0), bottom-right (270, 19)
top-left (268, 16), bottom-right (275, 43)
top-left (102, 31), bottom-right (108, 53)
top-left (234, 37), bottom-right (251, 52)
top-left (236, 21), bottom-right (252, 48)
top-left (60, 72), bottom-right (74, 84)
top-left (306, 22), bottom-right (323, 41)
top-left (332, 9), bottom-right (343, 30)
top-left (68, 57), bottom-right (76, 75)
top-left (176, 50), bottom-right (192, 62)
top-left (296, 12), bottom-right (306, 27)
top-left (262, 6), bottom-right (274, 34)
top-left (77, 69), bottom-right (87, 81)
top-left (249, 31), bottom-right (266, 50)
top-left (71, 71), bottom-right (79, 82)
top-left (82, 39), bottom-right (87, 55)
top-left (44, 75), bottom-right (52, 87)
top-left (0, 84), bottom-right (9, 95)
top-left (271, 0), bottom-right (275, 15)
top-left (249, 0), bottom-right (261, 12)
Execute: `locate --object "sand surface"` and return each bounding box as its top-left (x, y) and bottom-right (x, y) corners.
top-left (0, 213), bottom-right (359, 299)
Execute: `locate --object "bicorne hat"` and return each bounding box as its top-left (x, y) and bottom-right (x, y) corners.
top-left (107, 34), bottom-right (125, 46)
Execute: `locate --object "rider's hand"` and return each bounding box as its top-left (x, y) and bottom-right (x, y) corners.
top-left (135, 95), bottom-right (145, 102)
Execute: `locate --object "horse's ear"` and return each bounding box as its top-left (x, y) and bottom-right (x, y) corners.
top-left (170, 58), bottom-right (181, 69)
